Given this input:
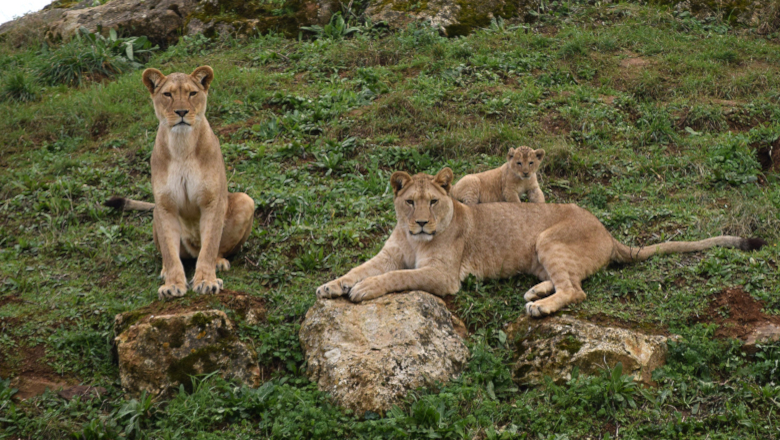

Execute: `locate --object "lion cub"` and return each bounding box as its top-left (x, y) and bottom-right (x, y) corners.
top-left (451, 146), bottom-right (545, 205)
top-left (106, 66), bottom-right (254, 299)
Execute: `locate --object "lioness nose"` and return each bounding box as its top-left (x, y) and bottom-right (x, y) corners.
top-left (416, 220), bottom-right (428, 227)
top-left (175, 110), bottom-right (189, 118)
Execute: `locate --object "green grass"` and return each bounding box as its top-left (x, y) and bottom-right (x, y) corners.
top-left (2, 1), bottom-right (780, 439)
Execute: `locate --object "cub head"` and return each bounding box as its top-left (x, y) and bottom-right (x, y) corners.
top-left (142, 66), bottom-right (214, 132)
top-left (391, 168), bottom-right (455, 242)
top-left (507, 146), bottom-right (545, 180)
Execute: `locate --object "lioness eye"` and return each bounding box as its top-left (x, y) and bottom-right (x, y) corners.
top-left (517, 162), bottom-right (522, 165)
top-left (190, 91), bottom-right (197, 97)
top-left (163, 92), bottom-right (172, 97)
top-left (431, 199), bottom-right (438, 205)
top-left (529, 161), bottom-right (534, 165)
top-left (405, 200), bottom-right (414, 205)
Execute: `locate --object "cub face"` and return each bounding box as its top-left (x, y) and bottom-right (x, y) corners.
top-left (142, 66), bottom-right (214, 132)
top-left (391, 168), bottom-right (455, 242)
top-left (507, 146), bottom-right (545, 180)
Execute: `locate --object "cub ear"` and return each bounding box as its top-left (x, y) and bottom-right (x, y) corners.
top-left (390, 171), bottom-right (413, 196)
top-left (191, 66), bottom-right (214, 91)
top-left (433, 167), bottom-right (454, 193)
top-left (506, 148), bottom-right (515, 161)
top-left (142, 68), bottom-right (165, 94)
top-left (535, 149), bottom-right (546, 161)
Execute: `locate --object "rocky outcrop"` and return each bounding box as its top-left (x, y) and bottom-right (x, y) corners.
top-left (2, 0), bottom-right (340, 46)
top-left (115, 309), bottom-right (260, 397)
top-left (299, 291), bottom-right (469, 415)
top-left (669, 0), bottom-right (780, 34)
top-left (365, 0), bottom-right (534, 36)
top-left (507, 315), bottom-right (672, 386)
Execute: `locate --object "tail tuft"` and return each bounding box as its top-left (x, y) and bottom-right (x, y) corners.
top-left (103, 197), bottom-right (126, 211)
top-left (740, 237), bottom-right (768, 251)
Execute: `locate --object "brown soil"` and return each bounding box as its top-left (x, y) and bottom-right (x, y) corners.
top-left (697, 287), bottom-right (780, 339)
top-left (3, 344), bottom-right (72, 400)
top-left (540, 112), bottom-right (571, 135)
top-left (753, 138), bottom-right (780, 172)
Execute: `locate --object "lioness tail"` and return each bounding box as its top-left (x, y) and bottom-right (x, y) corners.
top-left (104, 197), bottom-right (155, 212)
top-left (612, 236), bottom-right (766, 263)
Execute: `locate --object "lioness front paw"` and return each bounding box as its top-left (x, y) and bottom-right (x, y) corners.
top-left (216, 258), bottom-right (230, 272)
top-left (193, 278), bottom-right (223, 295)
top-left (348, 278), bottom-right (386, 303)
top-left (158, 283), bottom-right (187, 300)
top-left (525, 300), bottom-right (553, 318)
top-left (316, 277), bottom-right (354, 299)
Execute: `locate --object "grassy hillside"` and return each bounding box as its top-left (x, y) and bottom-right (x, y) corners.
top-left (1, 2), bottom-right (780, 438)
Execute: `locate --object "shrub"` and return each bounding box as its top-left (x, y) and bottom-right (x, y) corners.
top-left (0, 71), bottom-right (40, 102)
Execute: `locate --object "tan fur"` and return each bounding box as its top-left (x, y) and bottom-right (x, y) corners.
top-left (451, 146), bottom-right (545, 204)
top-left (108, 66), bottom-right (254, 299)
top-left (316, 168), bottom-right (764, 317)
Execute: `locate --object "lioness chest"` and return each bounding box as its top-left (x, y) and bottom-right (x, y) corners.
top-left (154, 156), bottom-right (210, 244)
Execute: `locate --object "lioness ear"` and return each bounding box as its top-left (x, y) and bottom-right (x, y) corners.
top-left (391, 171), bottom-right (413, 196)
top-left (433, 168), bottom-right (454, 193)
top-left (191, 66), bottom-right (214, 91)
top-left (142, 68), bottom-right (165, 94)
top-left (506, 148), bottom-right (515, 161)
top-left (535, 149), bottom-right (546, 161)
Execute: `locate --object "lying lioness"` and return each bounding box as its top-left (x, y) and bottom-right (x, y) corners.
top-left (452, 146), bottom-right (545, 204)
top-left (106, 66), bottom-right (254, 299)
top-left (316, 168), bottom-right (766, 317)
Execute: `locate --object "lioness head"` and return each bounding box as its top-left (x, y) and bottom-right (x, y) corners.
top-left (142, 66), bottom-right (214, 132)
top-left (507, 146), bottom-right (545, 179)
top-left (391, 168), bottom-right (455, 242)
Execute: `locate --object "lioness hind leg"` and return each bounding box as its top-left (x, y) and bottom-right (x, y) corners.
top-left (216, 258), bottom-right (230, 272)
top-left (524, 281), bottom-right (554, 302)
top-left (525, 272), bottom-right (585, 318)
top-left (219, 192), bottom-right (255, 258)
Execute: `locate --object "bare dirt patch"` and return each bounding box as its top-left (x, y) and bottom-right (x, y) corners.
top-left (620, 56), bottom-right (651, 69)
top-left (540, 112), bottom-right (571, 135)
top-left (3, 344), bottom-right (72, 400)
top-left (697, 287), bottom-right (780, 339)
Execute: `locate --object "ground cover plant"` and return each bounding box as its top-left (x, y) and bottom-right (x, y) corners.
top-left (1, 1), bottom-right (780, 438)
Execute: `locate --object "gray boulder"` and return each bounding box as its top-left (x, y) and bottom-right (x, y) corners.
top-left (299, 291), bottom-right (469, 415)
top-left (507, 315), bottom-right (672, 386)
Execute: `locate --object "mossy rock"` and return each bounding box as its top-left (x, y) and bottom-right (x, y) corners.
top-left (115, 309), bottom-right (261, 397)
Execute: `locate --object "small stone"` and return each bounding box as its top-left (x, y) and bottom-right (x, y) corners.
top-left (743, 323), bottom-right (780, 355)
top-left (299, 291), bottom-right (469, 415)
top-left (507, 315), bottom-right (672, 386)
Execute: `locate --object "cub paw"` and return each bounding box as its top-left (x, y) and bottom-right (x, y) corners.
top-left (193, 278), bottom-right (223, 295)
top-left (216, 258), bottom-right (230, 272)
top-left (315, 278), bottom-right (352, 299)
top-left (158, 283), bottom-right (186, 300)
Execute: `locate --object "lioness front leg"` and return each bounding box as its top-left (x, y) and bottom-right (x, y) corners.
top-left (527, 187), bottom-right (545, 203)
top-left (316, 243), bottom-right (404, 299)
top-left (192, 202), bottom-right (226, 295)
top-left (348, 267), bottom-right (458, 302)
top-left (154, 207), bottom-right (187, 299)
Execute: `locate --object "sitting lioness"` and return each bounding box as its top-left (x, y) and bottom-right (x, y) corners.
top-left (316, 168), bottom-right (766, 317)
top-left (106, 66), bottom-right (254, 299)
top-left (451, 146), bottom-right (545, 204)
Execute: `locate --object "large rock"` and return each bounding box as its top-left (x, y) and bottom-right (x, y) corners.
top-left (115, 309), bottom-right (260, 397)
top-left (2, 0), bottom-right (340, 46)
top-left (507, 315), bottom-right (672, 386)
top-left (299, 291), bottom-right (469, 415)
top-left (366, 0), bottom-right (535, 36)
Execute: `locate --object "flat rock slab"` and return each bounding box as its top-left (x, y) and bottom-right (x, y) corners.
top-left (743, 323), bottom-right (780, 355)
top-left (115, 309), bottom-right (260, 397)
top-left (507, 315), bottom-right (672, 386)
top-left (299, 291), bottom-right (469, 415)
